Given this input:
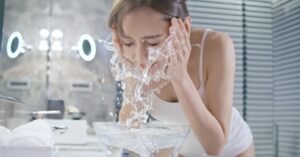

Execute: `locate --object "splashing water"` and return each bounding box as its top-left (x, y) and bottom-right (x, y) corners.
top-left (99, 33), bottom-right (176, 125)
top-left (96, 32), bottom-right (190, 157)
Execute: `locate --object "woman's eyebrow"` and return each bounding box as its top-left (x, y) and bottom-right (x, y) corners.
top-left (142, 34), bottom-right (163, 40)
top-left (120, 34), bottom-right (163, 40)
top-left (120, 34), bottom-right (133, 40)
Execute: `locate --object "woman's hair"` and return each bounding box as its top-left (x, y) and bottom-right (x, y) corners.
top-left (108, 0), bottom-right (189, 35)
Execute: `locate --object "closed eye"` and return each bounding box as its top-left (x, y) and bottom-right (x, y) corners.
top-left (149, 43), bottom-right (159, 47)
top-left (122, 42), bottom-right (133, 48)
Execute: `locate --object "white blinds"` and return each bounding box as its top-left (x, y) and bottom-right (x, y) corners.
top-left (187, 0), bottom-right (245, 114)
top-left (187, 0), bottom-right (274, 156)
top-left (273, 0), bottom-right (300, 156)
top-left (244, 0), bottom-right (274, 156)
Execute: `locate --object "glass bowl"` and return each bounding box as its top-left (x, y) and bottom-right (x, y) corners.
top-left (93, 122), bottom-right (190, 157)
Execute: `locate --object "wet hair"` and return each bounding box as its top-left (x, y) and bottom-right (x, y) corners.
top-left (108, 0), bottom-right (189, 35)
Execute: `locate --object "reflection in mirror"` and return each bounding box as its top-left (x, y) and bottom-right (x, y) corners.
top-left (77, 34), bottom-right (96, 62)
top-left (6, 31), bottom-right (23, 59)
top-left (7, 80), bottom-right (30, 90)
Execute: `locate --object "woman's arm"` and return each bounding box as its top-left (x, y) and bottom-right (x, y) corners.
top-left (171, 29), bottom-right (235, 155)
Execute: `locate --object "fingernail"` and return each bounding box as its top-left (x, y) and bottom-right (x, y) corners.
top-left (171, 26), bottom-right (176, 31)
top-left (172, 18), bottom-right (176, 24)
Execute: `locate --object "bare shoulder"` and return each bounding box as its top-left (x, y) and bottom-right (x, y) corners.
top-left (205, 30), bottom-right (235, 68)
top-left (189, 28), bottom-right (235, 72)
top-left (190, 28), bottom-right (233, 47)
top-left (190, 28), bottom-right (234, 49)
top-left (207, 30), bottom-right (234, 49)
top-left (189, 28), bottom-right (204, 45)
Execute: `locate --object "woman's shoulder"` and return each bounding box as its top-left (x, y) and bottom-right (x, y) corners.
top-left (190, 28), bottom-right (235, 70)
top-left (190, 28), bottom-right (233, 47)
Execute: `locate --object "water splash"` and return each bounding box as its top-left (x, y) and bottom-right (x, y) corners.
top-left (97, 31), bottom-right (190, 157)
top-left (100, 33), bottom-right (176, 125)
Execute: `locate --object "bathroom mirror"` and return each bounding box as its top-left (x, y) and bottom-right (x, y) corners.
top-left (77, 34), bottom-right (96, 62)
top-left (6, 31), bottom-right (23, 59)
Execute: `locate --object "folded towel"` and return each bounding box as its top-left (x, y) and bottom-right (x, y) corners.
top-left (1, 120), bottom-right (54, 147)
top-left (0, 125), bottom-right (11, 145)
top-left (10, 120), bottom-right (54, 147)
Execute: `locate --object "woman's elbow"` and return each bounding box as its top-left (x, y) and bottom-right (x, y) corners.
top-left (205, 148), bottom-right (223, 156)
top-left (203, 140), bottom-right (226, 156)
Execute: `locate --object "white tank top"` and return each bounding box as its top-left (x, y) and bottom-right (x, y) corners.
top-left (149, 29), bottom-right (253, 157)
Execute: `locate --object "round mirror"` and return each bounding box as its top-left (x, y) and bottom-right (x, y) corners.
top-left (77, 34), bottom-right (96, 61)
top-left (6, 31), bottom-right (23, 59)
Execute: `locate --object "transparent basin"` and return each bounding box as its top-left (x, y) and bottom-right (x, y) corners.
top-left (93, 122), bottom-right (190, 157)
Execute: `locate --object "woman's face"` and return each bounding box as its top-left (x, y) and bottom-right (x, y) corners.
top-left (120, 6), bottom-right (170, 70)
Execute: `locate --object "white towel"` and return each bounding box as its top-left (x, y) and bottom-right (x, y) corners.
top-left (0, 125), bottom-right (11, 145)
top-left (8, 120), bottom-right (54, 147)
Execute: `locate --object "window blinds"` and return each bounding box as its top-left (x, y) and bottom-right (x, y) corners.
top-left (187, 1), bottom-right (274, 156)
top-left (273, 0), bottom-right (300, 156)
top-left (244, 0), bottom-right (274, 156)
top-left (187, 0), bottom-right (245, 114)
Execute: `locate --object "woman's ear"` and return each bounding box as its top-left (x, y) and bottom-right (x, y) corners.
top-left (184, 16), bottom-right (191, 35)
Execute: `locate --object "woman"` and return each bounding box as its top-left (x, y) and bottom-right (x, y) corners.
top-left (109, 0), bottom-right (255, 156)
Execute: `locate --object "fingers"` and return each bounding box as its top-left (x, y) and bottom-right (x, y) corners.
top-left (170, 18), bottom-right (188, 44)
top-left (178, 19), bottom-right (191, 56)
top-left (178, 18), bottom-right (190, 39)
top-left (172, 35), bottom-right (184, 63)
top-left (172, 18), bottom-right (185, 43)
top-left (177, 19), bottom-right (191, 58)
top-left (169, 18), bottom-right (191, 59)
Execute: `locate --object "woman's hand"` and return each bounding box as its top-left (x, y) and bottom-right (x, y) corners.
top-left (165, 18), bottom-right (192, 83)
top-left (111, 28), bottom-right (135, 69)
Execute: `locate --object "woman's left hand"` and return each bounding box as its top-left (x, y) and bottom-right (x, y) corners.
top-left (165, 18), bottom-right (192, 83)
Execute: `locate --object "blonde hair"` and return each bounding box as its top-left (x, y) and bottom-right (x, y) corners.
top-left (112, 0), bottom-right (121, 9)
top-left (108, 0), bottom-right (189, 35)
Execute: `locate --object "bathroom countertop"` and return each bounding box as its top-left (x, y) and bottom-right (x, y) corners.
top-left (53, 134), bottom-right (122, 157)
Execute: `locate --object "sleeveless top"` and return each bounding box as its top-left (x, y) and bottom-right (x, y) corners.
top-left (149, 29), bottom-right (253, 157)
